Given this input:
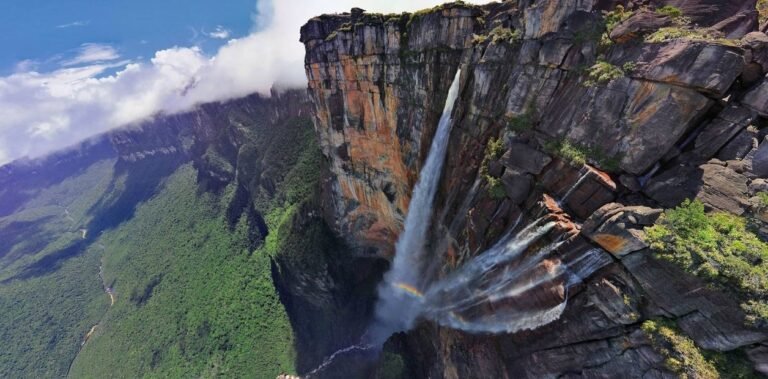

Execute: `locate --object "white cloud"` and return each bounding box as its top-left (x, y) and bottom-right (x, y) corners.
top-left (207, 26), bottom-right (231, 40)
top-left (0, 0), bottom-right (490, 165)
top-left (57, 20), bottom-right (89, 29)
top-left (61, 43), bottom-right (121, 66)
top-left (13, 59), bottom-right (38, 72)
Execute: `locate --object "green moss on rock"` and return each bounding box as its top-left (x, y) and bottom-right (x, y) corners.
top-left (645, 200), bottom-right (768, 327)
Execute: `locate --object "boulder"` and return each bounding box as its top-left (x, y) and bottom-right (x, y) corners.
top-left (645, 162), bottom-right (750, 214)
top-left (742, 32), bottom-right (768, 73)
top-left (609, 40), bottom-right (745, 96)
top-left (582, 203), bottom-right (662, 257)
top-left (500, 142), bottom-right (552, 175)
top-left (500, 169), bottom-right (533, 205)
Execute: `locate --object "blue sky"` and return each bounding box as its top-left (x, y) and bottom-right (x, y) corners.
top-left (0, 0), bottom-right (258, 74)
top-left (0, 0), bottom-right (485, 165)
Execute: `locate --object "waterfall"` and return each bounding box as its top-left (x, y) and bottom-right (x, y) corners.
top-left (369, 68), bottom-right (463, 345)
top-left (305, 68), bottom-right (614, 377)
top-left (558, 168), bottom-right (591, 206)
top-left (421, 244), bottom-right (612, 335)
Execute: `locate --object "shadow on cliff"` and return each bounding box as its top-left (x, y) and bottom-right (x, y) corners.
top-left (0, 139), bottom-right (116, 218)
top-left (87, 154), bottom-right (186, 233)
top-left (0, 218), bottom-right (57, 263)
top-left (3, 154), bottom-right (187, 282)
top-left (270, 206), bottom-right (388, 378)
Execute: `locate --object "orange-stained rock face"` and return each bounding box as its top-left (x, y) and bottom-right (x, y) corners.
top-left (302, 6), bottom-right (481, 255)
top-left (591, 233), bottom-right (629, 255)
top-left (540, 194), bottom-right (580, 239)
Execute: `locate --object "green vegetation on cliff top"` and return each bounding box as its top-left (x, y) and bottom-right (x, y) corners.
top-left (646, 199), bottom-right (768, 327)
top-left (641, 319), bottom-right (758, 379)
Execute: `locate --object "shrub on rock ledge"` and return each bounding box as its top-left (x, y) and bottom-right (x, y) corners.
top-left (645, 199), bottom-right (768, 326)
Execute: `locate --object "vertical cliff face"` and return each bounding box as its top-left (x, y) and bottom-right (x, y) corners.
top-left (303, 0), bottom-right (768, 377)
top-left (301, 4), bottom-right (482, 255)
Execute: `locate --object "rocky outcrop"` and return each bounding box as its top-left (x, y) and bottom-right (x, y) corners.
top-left (645, 161), bottom-right (753, 214)
top-left (649, 0), bottom-right (758, 34)
top-left (609, 10), bottom-right (673, 43)
top-left (608, 40), bottom-right (745, 97)
top-left (582, 203), bottom-right (662, 256)
top-left (302, 0), bottom-right (768, 377)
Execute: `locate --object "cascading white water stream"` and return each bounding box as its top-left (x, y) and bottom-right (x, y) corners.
top-left (369, 69), bottom-right (463, 344)
top-left (304, 68), bottom-right (614, 376)
top-left (303, 69), bottom-right (464, 378)
top-left (558, 168), bottom-right (591, 207)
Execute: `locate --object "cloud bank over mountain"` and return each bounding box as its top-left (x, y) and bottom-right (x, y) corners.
top-left (0, 0), bottom-right (489, 165)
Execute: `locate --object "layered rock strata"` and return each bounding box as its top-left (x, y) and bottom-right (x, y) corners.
top-left (302, 0), bottom-right (768, 377)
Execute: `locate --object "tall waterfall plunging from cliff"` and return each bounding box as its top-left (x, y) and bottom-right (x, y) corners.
top-left (365, 68), bottom-right (614, 346)
top-left (306, 69), bottom-right (613, 376)
top-left (369, 69), bottom-right (463, 344)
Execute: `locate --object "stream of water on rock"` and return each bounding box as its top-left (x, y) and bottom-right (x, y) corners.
top-left (368, 68), bottom-right (464, 345)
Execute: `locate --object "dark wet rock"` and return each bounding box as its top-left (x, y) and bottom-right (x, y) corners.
top-left (752, 137), bottom-right (768, 177)
top-left (608, 40), bottom-right (745, 97)
top-left (487, 159), bottom-right (504, 178)
top-left (643, 163), bottom-right (700, 207)
top-left (619, 174), bottom-right (642, 192)
top-left (500, 169), bottom-right (533, 205)
top-left (500, 142), bottom-right (552, 175)
top-left (717, 126), bottom-right (759, 161)
top-left (510, 331), bottom-right (668, 379)
top-left (742, 79), bottom-right (768, 116)
top-left (692, 105), bottom-right (755, 160)
top-left (539, 161), bottom-right (617, 220)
